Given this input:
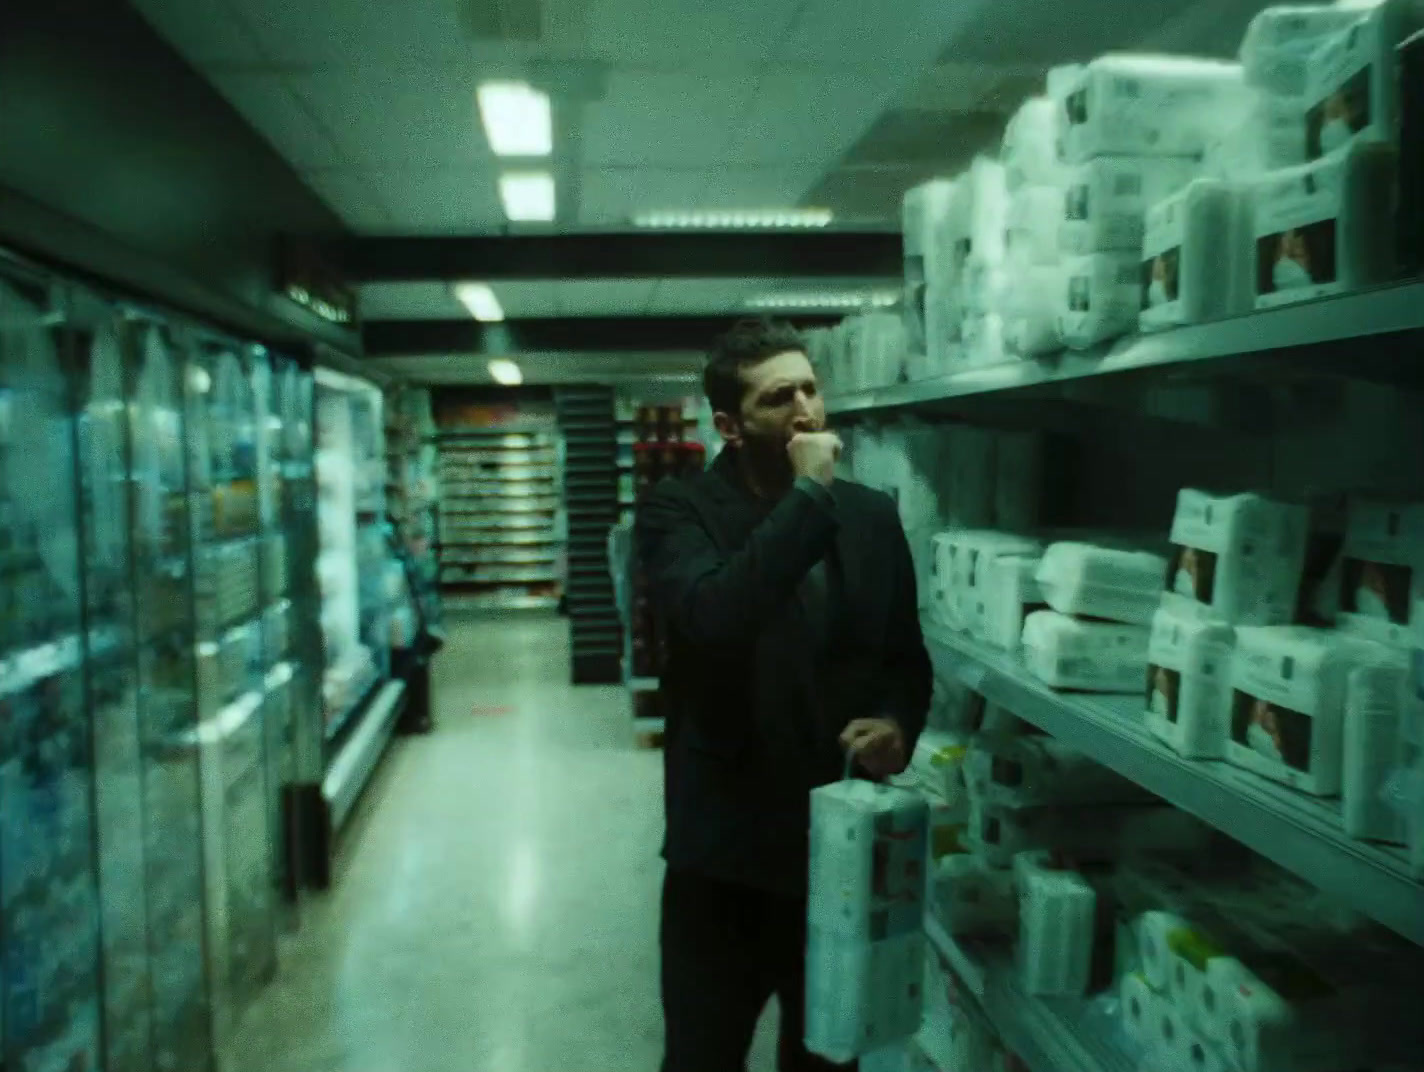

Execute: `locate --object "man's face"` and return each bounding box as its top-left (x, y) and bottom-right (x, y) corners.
top-left (719, 349), bottom-right (825, 450)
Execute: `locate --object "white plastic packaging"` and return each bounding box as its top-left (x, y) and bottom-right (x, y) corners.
top-left (1037, 541), bottom-right (1169, 625)
top-left (1303, 0), bottom-right (1424, 161)
top-left (1336, 499), bottom-right (1424, 647)
top-left (1014, 853), bottom-right (1096, 997)
top-left (1121, 971), bottom-right (1164, 1048)
top-left (1022, 610), bottom-right (1151, 692)
top-left (932, 853), bottom-right (1018, 937)
top-left (1146, 605), bottom-right (1238, 759)
top-left (979, 554), bottom-right (1048, 652)
top-left (1059, 54), bottom-right (1248, 163)
top-left (1240, 5), bottom-right (1366, 95)
top-left (1251, 137), bottom-right (1397, 309)
top-left (935, 530), bottom-right (1042, 635)
top-left (1007, 185), bottom-right (1065, 266)
top-left (909, 730), bottom-right (971, 806)
top-left (1204, 92), bottom-right (1310, 180)
top-left (1343, 658), bottom-right (1411, 842)
top-left (1140, 180), bottom-right (1257, 331)
top-left (1060, 156), bottom-right (1200, 255)
top-left (1003, 96), bottom-right (1067, 190)
top-left (903, 180), bottom-right (958, 360)
top-left (1003, 265), bottom-right (1065, 358)
top-left (1164, 490), bottom-right (1310, 627)
top-left (964, 733), bottom-right (1149, 808)
top-left (1058, 252), bottom-right (1143, 349)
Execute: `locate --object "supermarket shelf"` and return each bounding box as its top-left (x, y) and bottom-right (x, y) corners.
top-left (924, 922), bottom-right (1131, 1072)
top-left (441, 505), bottom-right (557, 518)
top-left (323, 674), bottom-right (383, 747)
top-left (438, 533), bottom-right (559, 547)
top-left (444, 593), bottom-right (559, 612)
top-left (437, 426), bottom-right (553, 439)
top-left (439, 551), bottom-right (556, 566)
top-left (922, 620), bottom-right (1424, 946)
top-left (828, 282), bottom-right (1424, 416)
top-left (323, 679), bottom-right (406, 833)
top-left (440, 569), bottom-right (559, 584)
top-left (633, 716), bottom-right (665, 734)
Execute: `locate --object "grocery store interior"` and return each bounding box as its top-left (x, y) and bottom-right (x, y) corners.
top-left (3, 1), bottom-right (1424, 1071)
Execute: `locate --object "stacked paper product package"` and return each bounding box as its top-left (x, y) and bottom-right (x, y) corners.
top-left (901, 179), bottom-right (958, 380)
top-left (1123, 866), bottom-right (1424, 1072)
top-left (1001, 94), bottom-right (1071, 358)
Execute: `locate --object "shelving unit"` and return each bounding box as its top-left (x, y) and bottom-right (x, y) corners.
top-left (435, 424), bottom-right (563, 607)
top-left (557, 387), bottom-right (620, 683)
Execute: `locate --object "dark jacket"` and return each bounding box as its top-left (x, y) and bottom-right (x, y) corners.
top-left (636, 446), bottom-right (932, 896)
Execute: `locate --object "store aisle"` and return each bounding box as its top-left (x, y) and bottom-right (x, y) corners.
top-left (227, 612), bottom-right (780, 1072)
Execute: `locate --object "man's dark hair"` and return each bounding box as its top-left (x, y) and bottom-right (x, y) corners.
top-left (703, 318), bottom-right (806, 416)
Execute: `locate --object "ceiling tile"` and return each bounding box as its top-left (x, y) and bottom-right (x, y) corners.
top-left (299, 170), bottom-right (394, 229)
top-left (902, 62), bottom-right (1045, 114)
top-left (840, 109), bottom-right (1006, 168)
top-left (227, 0), bottom-right (472, 67)
top-left (206, 73), bottom-right (342, 170)
top-left (581, 72), bottom-right (759, 169)
top-left (578, 168), bottom-right (709, 226)
top-left (357, 282), bottom-right (464, 320)
top-left (697, 167), bottom-right (820, 209)
top-left (645, 279), bottom-right (755, 316)
top-left (800, 164), bottom-right (961, 223)
top-left (346, 168), bottom-right (506, 231)
top-left (289, 68), bottom-right (494, 170)
top-left (582, 0), bottom-right (801, 68)
top-left (131, 0), bottom-right (268, 67)
top-left (781, 0), bottom-right (958, 71)
top-left (548, 280), bottom-right (661, 316)
top-left (721, 74), bottom-right (892, 167)
top-left (932, 0), bottom-right (1200, 66)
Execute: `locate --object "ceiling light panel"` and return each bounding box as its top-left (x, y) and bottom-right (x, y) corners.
top-left (499, 171), bottom-right (557, 221)
top-left (453, 283), bottom-right (505, 322)
top-left (477, 81), bottom-right (552, 156)
top-left (632, 208), bottom-right (833, 229)
top-left (487, 359), bottom-right (524, 385)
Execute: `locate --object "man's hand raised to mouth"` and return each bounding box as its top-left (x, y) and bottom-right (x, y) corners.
top-left (787, 431), bottom-right (841, 488)
top-left (840, 717), bottom-right (908, 780)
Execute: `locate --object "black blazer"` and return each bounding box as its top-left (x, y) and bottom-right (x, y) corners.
top-left (636, 447), bottom-right (932, 896)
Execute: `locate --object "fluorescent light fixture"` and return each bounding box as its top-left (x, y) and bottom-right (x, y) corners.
top-left (499, 171), bottom-right (556, 222)
top-left (488, 359), bottom-right (523, 386)
top-left (632, 208), bottom-right (833, 230)
top-left (476, 81), bottom-right (552, 157)
top-left (746, 290), bottom-right (900, 311)
top-left (453, 283), bottom-right (505, 322)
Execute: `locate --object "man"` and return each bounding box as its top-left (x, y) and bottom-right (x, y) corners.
top-left (637, 319), bottom-right (933, 1072)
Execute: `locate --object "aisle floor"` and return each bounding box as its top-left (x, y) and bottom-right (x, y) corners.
top-left (230, 612), bottom-right (781, 1072)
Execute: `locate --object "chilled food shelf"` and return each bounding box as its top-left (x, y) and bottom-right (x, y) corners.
top-left (921, 620), bottom-right (1424, 946)
top-left (828, 282), bottom-right (1424, 417)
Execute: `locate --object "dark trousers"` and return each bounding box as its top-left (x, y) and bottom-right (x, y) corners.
top-left (660, 867), bottom-right (857, 1072)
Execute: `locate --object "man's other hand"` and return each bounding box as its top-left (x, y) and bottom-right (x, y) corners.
top-left (787, 432), bottom-right (841, 487)
top-left (840, 718), bottom-right (907, 779)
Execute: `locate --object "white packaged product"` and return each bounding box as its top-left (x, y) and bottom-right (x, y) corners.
top-left (1058, 252), bottom-right (1143, 349)
top-left (1037, 541), bottom-right (1169, 624)
top-left (961, 312), bottom-right (1005, 369)
top-left (1164, 489), bottom-right (1310, 626)
top-left (1204, 92), bottom-right (1309, 180)
top-left (1227, 626), bottom-right (1381, 794)
top-left (903, 180), bottom-right (957, 359)
top-left (1146, 605), bottom-right (1237, 759)
top-left (909, 730), bottom-right (970, 806)
top-left (935, 530), bottom-right (1041, 635)
top-left (1303, 0), bottom-right (1424, 161)
top-left (1336, 499), bottom-right (1424, 647)
top-left (1023, 611), bottom-right (1151, 692)
top-left (964, 733), bottom-right (1149, 808)
top-left (1007, 185), bottom-right (1064, 266)
top-left (805, 781), bottom-right (928, 1063)
top-left (1121, 971), bottom-right (1164, 1048)
top-left (1240, 5), bottom-right (1366, 95)
top-left (1059, 54), bottom-right (1247, 163)
top-left (1003, 265), bottom-right (1065, 357)
top-left (1252, 138), bottom-right (1396, 309)
top-left (932, 853), bottom-right (1018, 937)
top-left (1343, 657), bottom-right (1410, 842)
top-left (1003, 96), bottom-right (1067, 190)
top-left (979, 554), bottom-right (1048, 652)
top-left (1059, 156), bottom-right (1200, 255)
top-left (1015, 853), bottom-right (1096, 997)
top-left (962, 157), bottom-right (1009, 268)
top-left (1140, 180), bottom-right (1257, 331)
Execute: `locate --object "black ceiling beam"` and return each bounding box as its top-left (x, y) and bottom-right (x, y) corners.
top-left (363, 314), bottom-right (841, 356)
top-left (326, 231), bottom-right (902, 283)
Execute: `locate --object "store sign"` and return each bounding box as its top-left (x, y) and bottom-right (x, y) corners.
top-left (278, 239), bottom-right (358, 327)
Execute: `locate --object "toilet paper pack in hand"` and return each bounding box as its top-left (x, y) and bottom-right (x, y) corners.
top-left (1023, 610), bottom-right (1152, 693)
top-left (1164, 490), bottom-right (1309, 627)
top-left (1060, 156), bottom-right (1200, 255)
top-left (1227, 627), bottom-right (1379, 794)
top-left (1059, 54), bottom-right (1248, 163)
top-left (1336, 499), bottom-right (1424, 647)
top-left (1240, 5), bottom-right (1367, 96)
top-left (805, 927), bottom-right (926, 1064)
top-left (1146, 605), bottom-right (1237, 759)
top-left (1037, 541), bottom-right (1169, 625)
top-left (1140, 180), bottom-right (1257, 331)
top-left (1303, 0), bottom-right (1424, 161)
top-left (1252, 139), bottom-right (1397, 309)
top-left (1059, 252), bottom-right (1145, 349)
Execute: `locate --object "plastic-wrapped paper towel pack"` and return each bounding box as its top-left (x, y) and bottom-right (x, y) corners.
top-left (1239, 4), bottom-right (1364, 95)
top-left (902, 179), bottom-right (957, 359)
top-left (1003, 96), bottom-right (1068, 190)
top-left (1059, 252), bottom-right (1145, 349)
top-left (1163, 490), bottom-right (1309, 627)
top-left (1060, 156), bottom-right (1200, 255)
top-left (1226, 626), bottom-right (1383, 794)
top-left (1336, 499), bottom-right (1424, 648)
top-left (1140, 180), bottom-right (1257, 332)
top-left (805, 780), bottom-right (928, 1064)
top-left (1022, 610), bottom-right (1152, 692)
top-left (1037, 541), bottom-right (1169, 625)
top-left (979, 553), bottom-right (1048, 652)
top-left (1146, 605), bottom-right (1237, 759)
top-left (1204, 91), bottom-right (1309, 180)
top-left (1014, 852), bottom-right (1097, 997)
top-left (1251, 137), bottom-right (1397, 310)
top-left (1059, 54), bottom-right (1248, 163)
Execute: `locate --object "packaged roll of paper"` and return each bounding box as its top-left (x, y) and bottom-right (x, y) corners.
top-left (962, 312), bottom-right (1005, 369)
top-left (1252, 138), bottom-right (1397, 310)
top-left (1140, 180), bottom-right (1256, 331)
top-left (1227, 626), bottom-right (1382, 795)
top-left (1179, 1035), bottom-right (1230, 1072)
top-left (1121, 971), bottom-right (1163, 1048)
top-left (910, 730), bottom-right (971, 806)
top-left (1146, 605), bottom-right (1237, 759)
top-left (1343, 658), bottom-right (1411, 842)
top-left (1220, 950), bottom-right (1369, 1072)
top-left (1015, 853), bottom-right (1097, 997)
top-left (1197, 955), bottom-right (1259, 1044)
top-left (1167, 925), bottom-right (1226, 1029)
top-left (1004, 265), bottom-right (1065, 357)
top-left (1205, 92), bottom-right (1309, 180)
top-left (965, 156), bottom-right (1009, 266)
top-left (1037, 541), bottom-right (1169, 625)
top-left (1138, 910), bottom-right (1190, 990)
top-left (1008, 185), bottom-right (1065, 265)
top-left (1060, 156), bottom-right (1200, 255)
top-left (903, 180), bottom-right (958, 356)
top-left (980, 554), bottom-right (1048, 652)
top-left (1151, 997), bottom-right (1190, 1060)
top-left (1058, 252), bottom-right (1144, 349)
top-left (1059, 54), bottom-right (1248, 162)
top-left (951, 530), bottom-right (1042, 635)
top-left (962, 253), bottom-right (1008, 314)
top-left (1022, 611), bottom-right (1151, 692)
top-left (805, 926), bottom-right (925, 1064)
top-left (929, 531), bottom-right (961, 628)
top-left (1303, 0), bottom-right (1424, 161)
top-left (1004, 96), bottom-right (1067, 190)
top-left (1240, 5), bottom-right (1365, 95)
top-left (1165, 490), bottom-right (1310, 626)
top-left (933, 852), bottom-right (1018, 937)
top-left (1336, 499), bottom-right (1424, 647)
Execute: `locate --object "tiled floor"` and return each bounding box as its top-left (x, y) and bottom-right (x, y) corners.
top-left (228, 611), bottom-right (780, 1072)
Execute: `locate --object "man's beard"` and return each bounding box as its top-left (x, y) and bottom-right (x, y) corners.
top-left (738, 428), bottom-right (794, 492)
